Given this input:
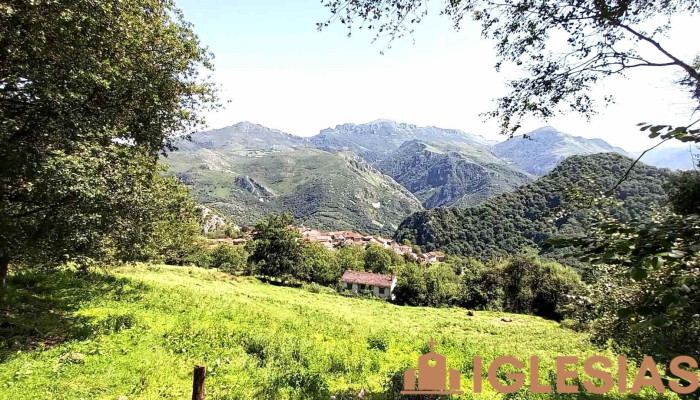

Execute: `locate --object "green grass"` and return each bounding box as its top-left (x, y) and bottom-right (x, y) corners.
top-left (0, 265), bottom-right (678, 399)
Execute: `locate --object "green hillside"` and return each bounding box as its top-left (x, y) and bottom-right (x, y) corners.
top-left (395, 153), bottom-right (674, 263)
top-left (164, 124), bottom-right (423, 234)
top-left (0, 265), bottom-right (668, 399)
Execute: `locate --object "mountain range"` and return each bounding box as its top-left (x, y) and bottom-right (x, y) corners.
top-left (165, 122), bottom-right (422, 234)
top-left (164, 120), bottom-right (688, 234)
top-left (492, 126), bottom-right (631, 175)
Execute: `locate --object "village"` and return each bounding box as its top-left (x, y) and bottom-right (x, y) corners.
top-left (209, 226), bottom-right (446, 263)
top-left (206, 226), bottom-right (448, 300)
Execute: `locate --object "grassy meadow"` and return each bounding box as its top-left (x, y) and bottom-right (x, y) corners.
top-left (0, 265), bottom-right (679, 399)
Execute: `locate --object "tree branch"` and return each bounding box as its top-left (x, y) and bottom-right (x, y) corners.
top-left (616, 23), bottom-right (700, 83)
top-left (606, 138), bottom-right (672, 195)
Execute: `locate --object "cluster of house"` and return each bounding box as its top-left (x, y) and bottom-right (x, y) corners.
top-left (207, 226), bottom-right (446, 299)
top-left (298, 227), bottom-right (446, 263)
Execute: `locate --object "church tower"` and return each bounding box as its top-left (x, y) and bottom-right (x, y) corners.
top-left (401, 338), bottom-right (463, 395)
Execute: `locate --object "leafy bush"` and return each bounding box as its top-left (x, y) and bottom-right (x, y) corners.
top-left (461, 255), bottom-right (583, 320)
top-left (301, 242), bottom-right (340, 285)
top-left (182, 241), bottom-right (212, 269)
top-left (366, 332), bottom-right (389, 351)
top-left (459, 258), bottom-right (503, 310)
top-left (392, 263), bottom-right (426, 306)
top-left (424, 263), bottom-right (460, 307)
top-left (363, 243), bottom-right (394, 274)
top-left (498, 256), bottom-right (583, 320)
top-left (210, 244), bottom-right (248, 274)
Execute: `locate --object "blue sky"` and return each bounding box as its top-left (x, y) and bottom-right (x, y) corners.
top-left (177, 0), bottom-right (698, 151)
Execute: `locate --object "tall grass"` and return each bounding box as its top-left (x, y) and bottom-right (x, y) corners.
top-left (0, 265), bottom-right (678, 399)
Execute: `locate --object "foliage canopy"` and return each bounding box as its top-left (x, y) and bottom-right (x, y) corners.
top-left (0, 0), bottom-right (218, 282)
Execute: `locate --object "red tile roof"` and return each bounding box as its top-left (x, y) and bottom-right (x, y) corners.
top-left (341, 270), bottom-right (394, 288)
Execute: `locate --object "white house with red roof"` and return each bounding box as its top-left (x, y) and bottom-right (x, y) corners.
top-left (341, 270), bottom-right (396, 300)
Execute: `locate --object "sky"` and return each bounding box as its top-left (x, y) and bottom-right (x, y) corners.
top-left (177, 0), bottom-right (699, 151)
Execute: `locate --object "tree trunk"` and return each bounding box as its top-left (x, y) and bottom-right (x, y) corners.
top-left (0, 256), bottom-right (8, 287)
top-left (192, 365), bottom-right (206, 400)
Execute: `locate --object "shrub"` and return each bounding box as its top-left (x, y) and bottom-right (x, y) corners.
top-left (457, 255), bottom-right (584, 320)
top-left (392, 263), bottom-right (426, 306)
top-left (366, 333), bottom-right (389, 351)
top-left (182, 242), bottom-right (212, 269)
top-left (499, 255), bottom-right (583, 320)
top-left (301, 242), bottom-right (340, 285)
top-left (210, 244), bottom-right (248, 274)
top-left (363, 243), bottom-right (393, 274)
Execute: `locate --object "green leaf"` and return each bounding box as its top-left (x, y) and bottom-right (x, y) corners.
top-left (617, 308), bottom-right (633, 318)
top-left (631, 268), bottom-right (648, 281)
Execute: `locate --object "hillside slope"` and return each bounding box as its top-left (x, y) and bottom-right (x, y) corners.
top-left (396, 153), bottom-right (674, 261)
top-left (0, 265), bottom-right (634, 399)
top-left (165, 123), bottom-right (422, 234)
top-left (493, 127), bottom-right (631, 175)
top-left (310, 120), bottom-right (534, 208)
top-left (378, 140), bottom-right (532, 208)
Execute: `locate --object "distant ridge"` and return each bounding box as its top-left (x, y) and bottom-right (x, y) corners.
top-left (492, 126), bottom-right (631, 175)
top-left (310, 119), bottom-right (495, 163)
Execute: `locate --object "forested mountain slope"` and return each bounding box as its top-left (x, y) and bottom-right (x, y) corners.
top-left (311, 120), bottom-right (533, 208)
top-left (377, 140), bottom-right (532, 208)
top-left (395, 153), bottom-right (674, 260)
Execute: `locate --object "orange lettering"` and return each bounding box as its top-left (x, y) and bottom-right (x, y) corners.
top-left (669, 356), bottom-right (698, 395)
top-left (556, 356), bottom-right (579, 393)
top-left (583, 356), bottom-right (614, 394)
top-left (631, 356), bottom-right (665, 394)
top-left (473, 356), bottom-right (483, 393)
top-left (529, 356), bottom-right (552, 393)
top-left (488, 356), bottom-right (525, 394)
top-left (618, 356), bottom-right (628, 393)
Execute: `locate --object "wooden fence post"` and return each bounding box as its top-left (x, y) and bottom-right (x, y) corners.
top-left (192, 365), bottom-right (206, 400)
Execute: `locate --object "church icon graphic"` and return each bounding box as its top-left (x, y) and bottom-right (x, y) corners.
top-left (401, 338), bottom-right (463, 395)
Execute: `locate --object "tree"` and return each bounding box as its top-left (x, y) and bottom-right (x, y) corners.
top-left (499, 256), bottom-right (583, 320)
top-left (301, 242), bottom-right (340, 285)
top-left (247, 213), bottom-right (303, 281)
top-left (549, 173), bottom-right (700, 361)
top-left (459, 258), bottom-right (502, 310)
top-left (363, 243), bottom-right (393, 274)
top-left (319, 0), bottom-right (699, 136)
top-left (392, 262), bottom-right (427, 306)
top-left (335, 245), bottom-right (365, 272)
top-left (0, 0), bottom-right (217, 284)
top-left (424, 263), bottom-right (460, 307)
top-left (210, 244), bottom-right (249, 274)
